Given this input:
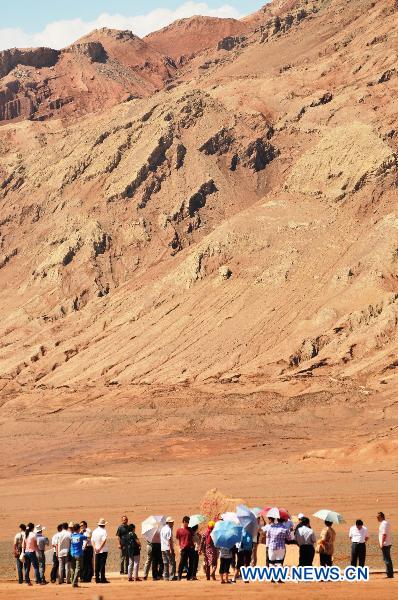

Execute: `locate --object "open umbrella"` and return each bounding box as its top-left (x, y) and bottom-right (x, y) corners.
top-left (251, 507), bottom-right (263, 518)
top-left (259, 506), bottom-right (272, 517)
top-left (211, 520), bottom-right (243, 549)
top-left (236, 504), bottom-right (259, 538)
top-left (189, 514), bottom-right (206, 528)
top-left (141, 515), bottom-right (166, 542)
top-left (220, 512), bottom-right (240, 524)
top-left (266, 507), bottom-right (291, 520)
top-left (313, 509), bottom-right (345, 524)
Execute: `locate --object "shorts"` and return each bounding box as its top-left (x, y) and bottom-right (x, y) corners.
top-left (268, 548), bottom-right (285, 563)
top-left (219, 558), bottom-right (231, 574)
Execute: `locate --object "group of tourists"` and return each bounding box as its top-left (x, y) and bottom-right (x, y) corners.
top-left (13, 510), bottom-right (394, 586)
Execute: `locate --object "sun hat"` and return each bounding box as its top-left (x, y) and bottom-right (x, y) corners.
top-left (34, 525), bottom-right (45, 533)
top-left (166, 516), bottom-right (174, 524)
top-left (298, 513), bottom-right (305, 519)
top-left (97, 518), bottom-right (108, 526)
top-left (68, 521), bottom-right (74, 528)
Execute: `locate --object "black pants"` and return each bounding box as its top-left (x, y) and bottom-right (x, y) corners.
top-left (81, 546), bottom-right (94, 582)
top-left (192, 550), bottom-right (199, 577)
top-left (120, 545), bottom-right (128, 574)
top-left (178, 547), bottom-right (194, 579)
top-left (50, 552), bottom-right (59, 583)
top-left (152, 543), bottom-right (163, 579)
top-left (351, 542), bottom-right (366, 567)
top-left (320, 552), bottom-right (332, 566)
top-left (299, 545), bottom-right (315, 566)
top-left (381, 545), bottom-right (394, 578)
top-left (95, 551), bottom-right (108, 582)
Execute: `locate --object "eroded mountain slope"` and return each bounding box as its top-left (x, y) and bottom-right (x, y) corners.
top-left (0, 0), bottom-right (397, 395)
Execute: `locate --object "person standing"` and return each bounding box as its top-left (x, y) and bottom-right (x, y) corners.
top-left (92, 518), bottom-right (110, 584)
top-left (23, 523), bottom-right (42, 586)
top-left (219, 547), bottom-right (232, 584)
top-left (35, 525), bottom-right (49, 584)
top-left (116, 515), bottom-right (129, 575)
top-left (199, 521), bottom-right (218, 581)
top-left (13, 524), bottom-right (26, 584)
top-left (377, 512), bottom-right (394, 578)
top-left (127, 523), bottom-right (141, 581)
top-left (80, 521), bottom-right (93, 582)
top-left (191, 525), bottom-right (200, 580)
top-left (349, 519), bottom-right (369, 568)
top-left (176, 516), bottom-right (194, 580)
top-left (50, 524), bottom-right (62, 584)
top-left (57, 522), bottom-right (71, 584)
top-left (295, 517), bottom-right (316, 566)
top-left (161, 517), bottom-right (176, 581)
top-left (265, 519), bottom-right (291, 567)
top-left (316, 520), bottom-right (336, 567)
top-left (233, 530), bottom-right (253, 583)
top-left (262, 517), bottom-right (275, 567)
top-left (70, 523), bottom-right (87, 588)
top-left (143, 530), bottom-right (163, 581)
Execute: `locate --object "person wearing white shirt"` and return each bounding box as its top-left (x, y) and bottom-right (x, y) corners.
top-left (160, 518), bottom-right (176, 581)
top-left (50, 524), bottom-right (63, 583)
top-left (57, 523), bottom-right (71, 584)
top-left (91, 519), bottom-right (109, 584)
top-left (349, 520), bottom-right (369, 567)
top-left (377, 512), bottom-right (394, 578)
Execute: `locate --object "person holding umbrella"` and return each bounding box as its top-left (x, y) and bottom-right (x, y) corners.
top-left (295, 517), bottom-right (316, 566)
top-left (264, 511), bottom-right (291, 569)
top-left (316, 521), bottom-right (336, 567)
top-left (142, 516), bottom-right (165, 580)
top-left (211, 520), bottom-right (243, 584)
top-left (313, 510), bottom-right (343, 567)
top-left (233, 529), bottom-right (253, 583)
top-left (199, 521), bottom-right (218, 581)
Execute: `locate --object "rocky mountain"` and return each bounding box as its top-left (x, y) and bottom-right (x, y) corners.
top-left (144, 15), bottom-right (248, 61)
top-left (0, 0), bottom-right (397, 399)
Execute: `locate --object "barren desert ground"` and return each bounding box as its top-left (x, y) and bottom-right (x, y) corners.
top-left (1, 0), bottom-right (398, 597)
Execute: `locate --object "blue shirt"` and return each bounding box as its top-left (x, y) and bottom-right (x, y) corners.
top-left (240, 530), bottom-right (253, 551)
top-left (70, 533), bottom-right (87, 558)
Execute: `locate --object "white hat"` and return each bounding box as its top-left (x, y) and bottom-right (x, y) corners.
top-left (166, 516), bottom-right (174, 524)
top-left (298, 513), bottom-right (305, 519)
top-left (34, 525), bottom-right (45, 533)
top-left (97, 518), bottom-right (108, 526)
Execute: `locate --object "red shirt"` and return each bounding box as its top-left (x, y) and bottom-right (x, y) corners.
top-left (176, 527), bottom-right (194, 549)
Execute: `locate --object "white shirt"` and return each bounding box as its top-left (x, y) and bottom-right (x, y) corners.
top-left (349, 525), bottom-right (368, 543)
top-left (82, 527), bottom-right (92, 548)
top-left (57, 530), bottom-right (71, 557)
top-left (379, 520), bottom-right (392, 546)
top-left (160, 524), bottom-right (173, 551)
top-left (51, 532), bottom-right (60, 548)
top-left (91, 527), bottom-right (108, 553)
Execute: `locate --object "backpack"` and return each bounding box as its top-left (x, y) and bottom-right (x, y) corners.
top-left (128, 532), bottom-right (140, 556)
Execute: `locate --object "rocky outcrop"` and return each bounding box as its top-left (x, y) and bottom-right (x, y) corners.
top-left (0, 47), bottom-right (59, 78)
top-left (66, 42), bottom-right (107, 63)
top-left (218, 35), bottom-right (247, 51)
top-left (243, 138), bottom-right (279, 172)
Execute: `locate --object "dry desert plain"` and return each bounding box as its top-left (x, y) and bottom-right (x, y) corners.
top-left (1, 0), bottom-right (398, 597)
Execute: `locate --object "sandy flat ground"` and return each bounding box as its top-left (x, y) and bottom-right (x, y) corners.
top-left (0, 574), bottom-right (397, 600)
